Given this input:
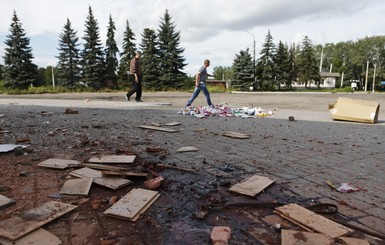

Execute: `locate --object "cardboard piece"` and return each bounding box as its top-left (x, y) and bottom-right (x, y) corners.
top-left (138, 125), bottom-right (179, 133)
top-left (70, 167), bottom-right (132, 190)
top-left (88, 155), bottom-right (136, 164)
top-left (0, 194), bottom-right (16, 210)
top-left (37, 158), bottom-right (81, 169)
top-left (229, 175), bottom-right (275, 197)
top-left (281, 230), bottom-right (370, 245)
top-left (223, 131), bottom-right (250, 139)
top-left (0, 228), bottom-right (62, 245)
top-left (59, 178), bottom-right (93, 196)
top-left (104, 188), bottom-right (160, 221)
top-left (275, 204), bottom-right (353, 238)
top-left (0, 201), bottom-right (77, 241)
top-left (329, 97), bottom-right (380, 123)
top-left (176, 146), bottom-right (198, 152)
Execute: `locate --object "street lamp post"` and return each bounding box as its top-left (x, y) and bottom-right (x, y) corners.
top-left (245, 31), bottom-right (256, 87)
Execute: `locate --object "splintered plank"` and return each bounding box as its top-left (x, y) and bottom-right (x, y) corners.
top-left (176, 146), bottom-right (198, 152)
top-left (223, 131), bottom-right (250, 139)
top-left (164, 122), bottom-right (181, 126)
top-left (80, 163), bottom-right (127, 172)
top-left (104, 188), bottom-right (159, 221)
top-left (281, 230), bottom-right (370, 245)
top-left (0, 201), bottom-right (77, 241)
top-left (275, 204), bottom-right (353, 238)
top-left (0, 194), bottom-right (15, 210)
top-left (0, 228), bottom-right (62, 245)
top-left (138, 125), bottom-right (179, 133)
top-left (70, 167), bottom-right (132, 190)
top-left (37, 158), bottom-right (81, 169)
top-left (88, 155), bottom-right (136, 164)
top-left (229, 175), bottom-right (275, 197)
top-left (59, 178), bottom-right (93, 196)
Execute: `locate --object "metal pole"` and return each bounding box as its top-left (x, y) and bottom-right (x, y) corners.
top-left (372, 63), bottom-right (377, 93)
top-left (319, 45), bottom-right (324, 73)
top-left (51, 66), bottom-right (55, 88)
top-left (364, 60), bottom-right (369, 91)
top-left (245, 31), bottom-right (256, 85)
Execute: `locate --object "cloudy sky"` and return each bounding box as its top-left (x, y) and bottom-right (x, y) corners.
top-left (1, 0), bottom-right (384, 76)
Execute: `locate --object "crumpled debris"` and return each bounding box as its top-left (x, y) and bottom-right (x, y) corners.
top-left (337, 183), bottom-right (361, 193)
top-left (177, 104), bottom-right (275, 118)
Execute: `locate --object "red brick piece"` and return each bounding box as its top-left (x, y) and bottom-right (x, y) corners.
top-left (210, 226), bottom-right (231, 245)
top-left (144, 176), bottom-right (164, 190)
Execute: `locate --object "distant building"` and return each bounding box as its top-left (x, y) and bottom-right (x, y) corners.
top-left (291, 72), bottom-right (340, 89)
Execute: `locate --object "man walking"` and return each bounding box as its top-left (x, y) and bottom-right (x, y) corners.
top-left (125, 51), bottom-right (143, 102)
top-left (186, 59), bottom-right (214, 107)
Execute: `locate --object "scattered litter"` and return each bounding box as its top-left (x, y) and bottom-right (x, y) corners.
top-left (274, 203), bottom-right (353, 238)
top-left (223, 131), bottom-right (250, 139)
top-left (138, 125), bottom-right (179, 133)
top-left (337, 183), bottom-right (361, 193)
top-left (229, 175), bottom-right (275, 197)
top-left (15, 138), bottom-right (30, 143)
top-left (59, 178), bottom-right (93, 196)
top-left (144, 176), bottom-right (164, 190)
top-left (210, 226), bottom-right (231, 245)
top-left (0, 194), bottom-right (16, 210)
top-left (65, 108), bottom-right (79, 114)
top-left (37, 158), bottom-right (81, 169)
top-left (88, 155), bottom-right (136, 164)
top-left (176, 146), bottom-right (198, 152)
top-left (164, 122), bottom-right (181, 126)
top-left (146, 146), bottom-right (163, 153)
top-left (0, 144), bottom-right (28, 153)
top-left (91, 199), bottom-right (101, 209)
top-left (178, 104), bottom-right (275, 118)
top-left (40, 111), bottom-right (55, 116)
top-left (281, 230), bottom-right (370, 245)
top-left (288, 116), bottom-right (295, 121)
top-left (0, 201), bottom-right (77, 241)
top-left (104, 188), bottom-right (160, 221)
top-left (0, 228), bottom-right (62, 245)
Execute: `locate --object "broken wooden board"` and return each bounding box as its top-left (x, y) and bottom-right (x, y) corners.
top-left (0, 194), bottom-right (15, 210)
top-left (70, 167), bottom-right (132, 190)
top-left (281, 229), bottom-right (370, 245)
top-left (164, 122), bottom-right (181, 126)
top-left (88, 155), bottom-right (136, 164)
top-left (59, 178), bottom-right (93, 196)
top-left (101, 171), bottom-right (149, 177)
top-left (0, 228), bottom-right (62, 245)
top-left (223, 131), bottom-right (250, 139)
top-left (138, 125), bottom-right (179, 133)
top-left (80, 163), bottom-right (127, 172)
top-left (37, 158), bottom-right (81, 169)
top-left (229, 175), bottom-right (275, 197)
top-left (0, 201), bottom-right (77, 241)
top-left (104, 188), bottom-right (160, 221)
top-left (275, 204), bottom-right (353, 238)
top-left (176, 146), bottom-right (198, 152)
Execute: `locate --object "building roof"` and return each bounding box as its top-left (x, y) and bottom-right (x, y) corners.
top-left (320, 72), bottom-right (340, 78)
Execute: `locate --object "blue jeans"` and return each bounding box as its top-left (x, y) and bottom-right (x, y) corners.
top-left (186, 82), bottom-right (213, 106)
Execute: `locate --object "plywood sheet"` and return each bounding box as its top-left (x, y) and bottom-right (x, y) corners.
top-left (37, 158), bottom-right (81, 169)
top-left (0, 201), bottom-right (77, 241)
top-left (275, 204), bottom-right (353, 238)
top-left (0, 228), bottom-right (62, 245)
top-left (60, 178), bottom-right (93, 196)
top-left (88, 155), bottom-right (136, 164)
top-left (229, 175), bottom-right (275, 197)
top-left (138, 125), bottom-right (179, 133)
top-left (223, 131), bottom-right (250, 139)
top-left (0, 194), bottom-right (15, 210)
top-left (104, 188), bottom-right (159, 221)
top-left (281, 230), bottom-right (370, 245)
top-left (176, 146), bottom-right (198, 152)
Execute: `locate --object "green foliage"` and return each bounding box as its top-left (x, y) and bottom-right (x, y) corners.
top-left (117, 20), bottom-right (136, 86)
top-left (140, 28), bottom-right (160, 90)
top-left (213, 66), bottom-right (233, 81)
top-left (256, 30), bottom-right (276, 90)
top-left (232, 48), bottom-right (254, 90)
top-left (297, 36), bottom-right (320, 88)
top-left (3, 11), bottom-right (38, 89)
top-left (105, 15), bottom-right (119, 89)
top-left (274, 41), bottom-right (290, 90)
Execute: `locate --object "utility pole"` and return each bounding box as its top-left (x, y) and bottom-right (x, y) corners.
top-left (245, 31), bottom-right (256, 86)
top-left (319, 45), bottom-right (324, 73)
top-left (372, 63), bottom-right (377, 93)
top-left (364, 60), bottom-right (369, 91)
top-left (51, 66), bottom-right (55, 88)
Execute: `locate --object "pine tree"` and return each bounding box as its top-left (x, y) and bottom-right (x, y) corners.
top-left (157, 10), bottom-right (187, 89)
top-left (274, 41), bottom-right (290, 90)
top-left (287, 43), bottom-right (298, 89)
top-left (81, 6), bottom-right (105, 90)
top-left (297, 36), bottom-right (320, 89)
top-left (56, 18), bottom-right (81, 89)
top-left (105, 15), bottom-right (119, 89)
top-left (3, 11), bottom-right (37, 89)
top-left (256, 30), bottom-right (276, 90)
top-left (232, 48), bottom-right (254, 90)
top-left (140, 28), bottom-right (160, 90)
top-left (117, 20), bottom-right (136, 86)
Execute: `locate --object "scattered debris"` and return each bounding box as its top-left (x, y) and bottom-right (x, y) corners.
top-left (0, 228), bottom-right (62, 245)
top-left (80, 163), bottom-right (127, 172)
top-left (0, 144), bottom-right (28, 153)
top-left (144, 176), bottom-right (164, 190)
top-left (88, 155), bottom-right (136, 164)
top-left (288, 116), bottom-right (295, 121)
top-left (337, 183), bottom-right (361, 193)
top-left (146, 146), bottom-right (163, 153)
top-left (164, 122), bottom-right (181, 126)
top-left (176, 146), bottom-right (198, 152)
top-left (0, 201), bottom-right (77, 241)
top-left (37, 158), bottom-right (81, 169)
top-left (229, 175), bottom-right (275, 197)
top-left (275, 203), bottom-right (353, 238)
top-left (104, 188), bottom-right (160, 221)
top-left (178, 104), bottom-right (275, 118)
top-left (150, 122), bottom-right (161, 127)
top-left (91, 199), bottom-right (102, 209)
top-left (156, 163), bottom-right (196, 173)
top-left (223, 131), bottom-right (250, 139)
top-left (65, 108), bottom-right (79, 114)
top-left (15, 137), bottom-right (31, 143)
top-left (101, 170), bottom-right (149, 177)
top-left (0, 194), bottom-right (16, 210)
top-left (59, 178), bottom-right (93, 196)
top-left (210, 226), bottom-right (231, 245)
top-left (138, 125), bottom-right (179, 133)
top-left (193, 127), bottom-right (207, 132)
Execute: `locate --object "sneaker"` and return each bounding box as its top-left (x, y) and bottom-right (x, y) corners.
top-left (136, 100), bottom-right (143, 102)
top-left (124, 94), bottom-right (130, 101)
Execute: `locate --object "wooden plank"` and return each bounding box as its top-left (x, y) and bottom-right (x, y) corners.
top-left (104, 188), bottom-right (159, 221)
top-left (88, 155), bottom-right (136, 164)
top-left (338, 237), bottom-right (370, 245)
top-left (0, 194), bottom-right (15, 210)
top-left (0, 228), bottom-right (62, 245)
top-left (138, 125), bottom-right (179, 133)
top-left (130, 193), bottom-right (161, 222)
top-left (281, 230), bottom-right (370, 245)
top-left (37, 158), bottom-right (81, 169)
top-left (176, 146), bottom-right (198, 152)
top-left (70, 167), bottom-right (132, 190)
top-left (101, 171), bottom-right (148, 177)
top-left (229, 175), bottom-right (275, 197)
top-left (0, 201), bottom-right (77, 241)
top-left (80, 163), bottom-right (127, 172)
top-left (59, 178), bottom-right (93, 196)
top-left (275, 203), bottom-right (353, 238)
top-left (223, 131), bottom-right (250, 139)
top-left (164, 122), bottom-right (181, 126)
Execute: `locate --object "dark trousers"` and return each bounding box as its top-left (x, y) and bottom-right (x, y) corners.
top-left (126, 75), bottom-right (142, 101)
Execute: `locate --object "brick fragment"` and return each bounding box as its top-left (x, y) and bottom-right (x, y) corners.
top-left (210, 226), bottom-right (231, 245)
